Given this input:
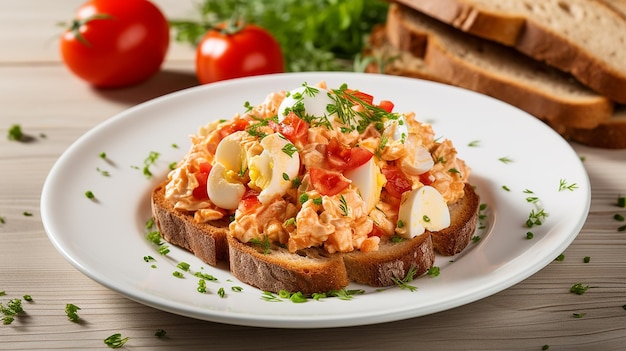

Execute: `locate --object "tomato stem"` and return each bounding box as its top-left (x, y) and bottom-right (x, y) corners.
top-left (69, 13), bottom-right (113, 47)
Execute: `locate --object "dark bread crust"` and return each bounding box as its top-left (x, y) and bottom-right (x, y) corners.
top-left (227, 235), bottom-right (350, 295)
top-left (342, 234), bottom-right (434, 286)
top-left (151, 181), bottom-right (229, 266)
top-left (430, 183), bottom-right (480, 256)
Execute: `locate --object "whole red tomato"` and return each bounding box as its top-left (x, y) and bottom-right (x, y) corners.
top-left (195, 23), bottom-right (284, 84)
top-left (60, 0), bottom-right (169, 88)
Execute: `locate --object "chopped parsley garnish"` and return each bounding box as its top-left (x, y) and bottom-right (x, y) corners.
top-left (471, 235), bottom-right (481, 243)
top-left (85, 190), bottom-right (95, 200)
top-left (176, 262), bottom-right (191, 271)
top-left (65, 303), bottom-right (81, 323)
top-left (618, 195), bottom-right (626, 208)
top-left (339, 195), bottom-right (349, 216)
top-left (614, 214), bottom-right (625, 221)
top-left (1, 297), bottom-right (24, 325)
top-left (7, 124), bottom-right (24, 141)
top-left (155, 329), bottom-right (167, 338)
top-left (299, 193), bottom-right (309, 204)
top-left (217, 287), bottom-right (226, 298)
top-left (104, 333), bottom-right (129, 349)
top-left (172, 271), bottom-right (184, 278)
top-left (143, 255), bottom-right (155, 263)
top-left (23, 212), bottom-right (32, 217)
top-left (231, 286), bottom-right (243, 292)
top-left (502, 185), bottom-right (511, 191)
top-left (139, 151), bottom-right (160, 179)
top-left (498, 156), bottom-right (513, 164)
top-left (555, 254), bottom-right (565, 261)
top-left (249, 235), bottom-right (271, 254)
top-left (558, 179), bottom-right (578, 191)
top-left (391, 266), bottom-right (418, 291)
top-left (583, 256), bottom-right (591, 263)
top-left (572, 312), bottom-right (586, 318)
top-left (99, 152), bottom-right (107, 159)
top-left (526, 209), bottom-right (548, 228)
top-left (467, 140), bottom-right (481, 147)
top-left (570, 282), bottom-right (590, 295)
top-left (193, 271), bottom-right (217, 281)
top-left (526, 232), bottom-right (534, 240)
top-left (422, 215), bottom-right (431, 223)
top-left (281, 143), bottom-right (298, 157)
top-left (197, 279), bottom-right (207, 293)
top-left (426, 266), bottom-right (440, 277)
top-left (96, 167), bottom-right (110, 176)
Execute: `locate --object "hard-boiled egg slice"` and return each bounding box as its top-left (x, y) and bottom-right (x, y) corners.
top-left (214, 130), bottom-right (247, 172)
top-left (207, 162), bottom-right (246, 210)
top-left (396, 185), bottom-right (450, 238)
top-left (248, 133), bottom-right (300, 204)
top-left (400, 144), bottom-right (434, 176)
top-left (383, 114), bottom-right (409, 144)
top-left (344, 157), bottom-right (385, 213)
top-left (277, 85), bottom-right (335, 122)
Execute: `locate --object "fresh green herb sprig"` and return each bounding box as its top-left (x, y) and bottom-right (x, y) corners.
top-left (169, 0), bottom-right (389, 72)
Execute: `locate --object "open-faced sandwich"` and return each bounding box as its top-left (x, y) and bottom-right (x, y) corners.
top-left (151, 81), bottom-right (480, 295)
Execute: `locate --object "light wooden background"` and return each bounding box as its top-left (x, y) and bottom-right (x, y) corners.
top-left (1, 1), bottom-right (625, 350)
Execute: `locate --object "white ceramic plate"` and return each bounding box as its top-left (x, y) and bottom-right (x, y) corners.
top-left (41, 72), bottom-right (590, 328)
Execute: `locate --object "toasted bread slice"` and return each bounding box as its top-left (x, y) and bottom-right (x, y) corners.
top-left (383, 3), bottom-right (614, 130)
top-left (227, 235), bottom-right (350, 295)
top-left (342, 233), bottom-right (434, 287)
top-left (151, 181), bottom-right (229, 266)
top-left (153, 177), bottom-right (479, 294)
top-left (430, 183), bottom-right (480, 255)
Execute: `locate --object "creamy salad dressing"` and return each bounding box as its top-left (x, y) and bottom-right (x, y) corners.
top-left (165, 82), bottom-right (469, 254)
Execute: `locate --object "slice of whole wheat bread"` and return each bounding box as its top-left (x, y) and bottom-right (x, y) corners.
top-left (227, 235), bottom-right (350, 295)
top-left (151, 181), bottom-right (229, 266)
top-left (342, 233), bottom-right (435, 287)
top-left (393, 0), bottom-right (626, 103)
top-left (383, 3), bottom-right (614, 130)
top-left (563, 105), bottom-right (626, 149)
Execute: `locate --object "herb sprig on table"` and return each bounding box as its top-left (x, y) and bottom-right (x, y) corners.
top-left (169, 0), bottom-right (389, 72)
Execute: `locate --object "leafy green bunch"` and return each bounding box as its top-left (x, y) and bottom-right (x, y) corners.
top-left (169, 0), bottom-right (389, 72)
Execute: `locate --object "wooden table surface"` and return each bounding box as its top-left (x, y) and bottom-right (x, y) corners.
top-left (1, 1), bottom-right (625, 350)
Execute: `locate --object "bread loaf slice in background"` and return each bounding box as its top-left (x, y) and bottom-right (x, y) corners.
top-left (393, 0), bottom-right (626, 103)
top-left (564, 105), bottom-right (626, 149)
top-left (381, 3), bottom-right (613, 131)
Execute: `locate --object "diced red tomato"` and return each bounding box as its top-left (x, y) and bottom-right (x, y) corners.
top-left (378, 100), bottom-right (394, 113)
top-left (274, 112), bottom-right (309, 145)
top-left (239, 189), bottom-right (261, 213)
top-left (381, 166), bottom-right (412, 198)
top-left (218, 118), bottom-right (249, 140)
top-left (326, 137), bottom-right (373, 171)
top-left (309, 167), bottom-right (351, 196)
top-left (419, 171), bottom-right (434, 186)
top-left (192, 162), bottom-right (212, 200)
top-left (345, 89), bottom-right (374, 105)
top-left (368, 224), bottom-right (385, 238)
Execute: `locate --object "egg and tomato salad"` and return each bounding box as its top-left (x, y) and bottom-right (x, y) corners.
top-left (165, 82), bottom-right (469, 254)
